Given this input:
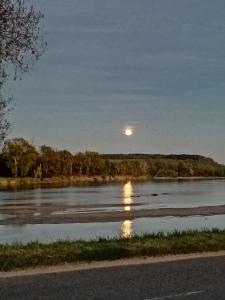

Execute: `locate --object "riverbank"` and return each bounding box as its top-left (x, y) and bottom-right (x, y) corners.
top-left (0, 176), bottom-right (148, 187)
top-left (0, 229), bottom-right (225, 271)
top-left (0, 175), bottom-right (224, 188)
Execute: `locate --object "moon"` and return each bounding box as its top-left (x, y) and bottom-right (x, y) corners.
top-left (124, 128), bottom-right (133, 136)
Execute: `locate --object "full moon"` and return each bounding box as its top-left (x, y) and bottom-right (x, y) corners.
top-left (125, 128), bottom-right (133, 136)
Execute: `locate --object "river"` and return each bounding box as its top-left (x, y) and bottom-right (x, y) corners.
top-left (0, 179), bottom-right (225, 244)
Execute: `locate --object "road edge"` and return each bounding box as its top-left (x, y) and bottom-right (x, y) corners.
top-left (0, 250), bottom-right (225, 279)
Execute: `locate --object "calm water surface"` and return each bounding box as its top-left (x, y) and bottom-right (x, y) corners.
top-left (0, 179), bottom-right (225, 244)
top-left (1, 179), bottom-right (225, 208)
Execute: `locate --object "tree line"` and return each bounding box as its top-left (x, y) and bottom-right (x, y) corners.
top-left (0, 137), bottom-right (225, 178)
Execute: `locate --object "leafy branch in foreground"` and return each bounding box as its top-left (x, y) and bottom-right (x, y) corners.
top-left (0, 92), bottom-right (12, 142)
top-left (0, 0), bottom-right (46, 77)
top-left (0, 0), bottom-right (46, 142)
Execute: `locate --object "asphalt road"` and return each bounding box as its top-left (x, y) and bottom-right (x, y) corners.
top-left (0, 256), bottom-right (225, 300)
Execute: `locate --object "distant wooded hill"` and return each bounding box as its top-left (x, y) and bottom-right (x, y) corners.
top-left (101, 154), bottom-right (216, 164)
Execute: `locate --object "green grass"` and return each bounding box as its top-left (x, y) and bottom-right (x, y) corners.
top-left (0, 229), bottom-right (225, 271)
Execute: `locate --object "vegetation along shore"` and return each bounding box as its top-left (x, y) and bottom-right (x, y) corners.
top-left (0, 229), bottom-right (225, 271)
top-left (0, 137), bottom-right (225, 187)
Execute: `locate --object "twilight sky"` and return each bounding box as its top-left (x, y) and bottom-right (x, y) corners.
top-left (8, 0), bottom-right (225, 163)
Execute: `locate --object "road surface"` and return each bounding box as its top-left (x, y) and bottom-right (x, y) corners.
top-left (0, 255), bottom-right (225, 299)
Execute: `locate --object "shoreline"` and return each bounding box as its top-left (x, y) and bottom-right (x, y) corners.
top-left (0, 175), bottom-right (224, 189)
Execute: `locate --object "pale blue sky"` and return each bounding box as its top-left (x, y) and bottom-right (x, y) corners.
top-left (8, 0), bottom-right (225, 162)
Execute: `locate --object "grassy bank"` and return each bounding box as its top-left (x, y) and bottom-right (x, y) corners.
top-left (0, 176), bottom-right (223, 188)
top-left (0, 176), bottom-right (150, 188)
top-left (1, 229), bottom-right (225, 271)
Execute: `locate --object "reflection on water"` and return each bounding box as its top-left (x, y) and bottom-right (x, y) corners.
top-left (121, 181), bottom-right (134, 237)
top-left (123, 181), bottom-right (133, 211)
top-left (121, 220), bottom-right (133, 238)
top-left (1, 179), bottom-right (225, 243)
top-left (1, 215), bottom-right (225, 244)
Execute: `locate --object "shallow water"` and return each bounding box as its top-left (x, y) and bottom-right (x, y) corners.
top-left (0, 179), bottom-right (225, 243)
top-left (0, 215), bottom-right (225, 244)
